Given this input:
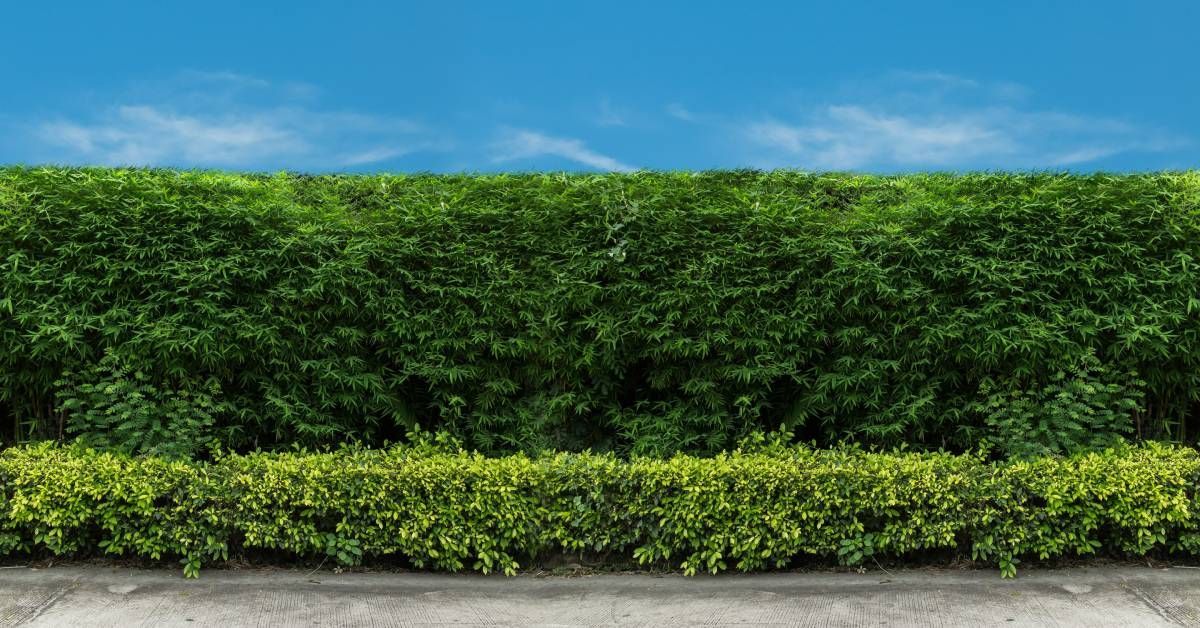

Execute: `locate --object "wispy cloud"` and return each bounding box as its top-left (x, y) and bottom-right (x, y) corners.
top-left (889, 70), bottom-right (980, 89)
top-left (595, 97), bottom-right (629, 127)
top-left (735, 73), bottom-right (1183, 170)
top-left (30, 72), bottom-right (439, 170)
top-left (18, 69), bottom-right (1187, 172)
top-left (665, 103), bottom-right (701, 123)
top-left (745, 105), bottom-right (1016, 169)
top-left (491, 128), bottom-right (635, 172)
top-left (175, 70), bottom-right (273, 89)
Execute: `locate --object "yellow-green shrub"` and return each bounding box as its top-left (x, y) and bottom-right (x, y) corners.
top-left (0, 442), bottom-right (1197, 578)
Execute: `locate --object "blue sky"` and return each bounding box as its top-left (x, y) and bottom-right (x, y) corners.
top-left (2, 1), bottom-right (1197, 172)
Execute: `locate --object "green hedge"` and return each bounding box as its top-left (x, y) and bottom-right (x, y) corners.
top-left (3, 168), bottom-right (1200, 453)
top-left (1, 441), bottom-right (1198, 578)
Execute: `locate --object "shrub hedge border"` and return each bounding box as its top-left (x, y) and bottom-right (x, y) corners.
top-left (1, 441), bottom-right (1198, 578)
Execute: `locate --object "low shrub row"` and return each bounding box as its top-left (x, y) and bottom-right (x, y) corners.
top-left (4, 168), bottom-right (1200, 454)
top-left (1, 439), bottom-right (1198, 578)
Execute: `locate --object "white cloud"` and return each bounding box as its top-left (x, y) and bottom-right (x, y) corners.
top-left (666, 103), bottom-right (701, 123)
top-left (176, 70), bottom-right (272, 89)
top-left (738, 75), bottom-right (1182, 170)
top-left (336, 146), bottom-right (415, 167)
top-left (1044, 146), bottom-right (1123, 167)
top-left (596, 97), bottom-right (628, 127)
top-left (746, 105), bottom-right (1017, 169)
top-left (491, 128), bottom-right (635, 172)
top-left (889, 70), bottom-right (980, 89)
top-left (41, 106), bottom-right (306, 166)
top-left (32, 73), bottom-right (436, 170)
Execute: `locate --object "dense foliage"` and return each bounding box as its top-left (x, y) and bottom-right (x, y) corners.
top-left (3, 168), bottom-right (1199, 454)
top-left (0, 440), bottom-right (1197, 578)
top-left (54, 349), bottom-right (228, 458)
top-left (971, 350), bottom-right (1144, 458)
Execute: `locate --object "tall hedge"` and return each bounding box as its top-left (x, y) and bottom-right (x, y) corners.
top-left (2, 168), bottom-right (1199, 453)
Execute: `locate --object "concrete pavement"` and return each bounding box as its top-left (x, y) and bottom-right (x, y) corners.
top-left (0, 565), bottom-right (1198, 626)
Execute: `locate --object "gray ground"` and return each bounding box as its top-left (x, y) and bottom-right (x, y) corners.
top-left (0, 565), bottom-right (1198, 627)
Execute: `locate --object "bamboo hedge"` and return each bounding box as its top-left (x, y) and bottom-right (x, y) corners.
top-left (2, 168), bottom-right (1199, 453)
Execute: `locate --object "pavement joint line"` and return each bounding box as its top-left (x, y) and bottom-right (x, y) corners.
top-left (1120, 575), bottom-right (1199, 627)
top-left (20, 575), bottom-right (79, 627)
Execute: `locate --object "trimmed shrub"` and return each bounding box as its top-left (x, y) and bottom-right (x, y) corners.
top-left (0, 441), bottom-right (1198, 578)
top-left (3, 168), bottom-right (1200, 453)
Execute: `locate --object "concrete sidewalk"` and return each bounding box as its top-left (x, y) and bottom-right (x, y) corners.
top-left (0, 565), bottom-right (1198, 627)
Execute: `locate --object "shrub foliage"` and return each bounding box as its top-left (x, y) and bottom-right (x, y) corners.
top-left (3, 167), bottom-right (1199, 453)
top-left (0, 441), bottom-right (1198, 578)
top-left (971, 350), bottom-right (1144, 458)
top-left (54, 349), bottom-right (227, 458)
